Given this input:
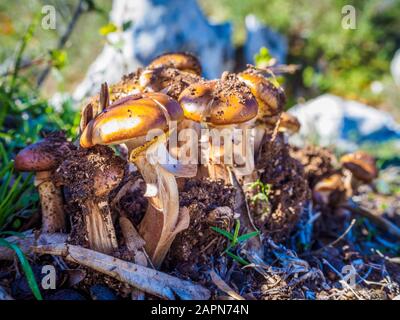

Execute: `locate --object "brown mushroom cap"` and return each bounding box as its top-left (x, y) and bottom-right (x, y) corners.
top-left (179, 74), bottom-right (258, 125)
top-left (14, 134), bottom-right (73, 172)
top-left (147, 52), bottom-right (202, 75)
top-left (340, 151), bottom-right (378, 183)
top-left (278, 112), bottom-right (301, 134)
top-left (80, 70), bottom-right (143, 132)
top-left (238, 71), bottom-right (285, 118)
top-left (314, 173), bottom-right (344, 193)
top-left (139, 67), bottom-right (201, 99)
top-left (80, 94), bottom-right (183, 148)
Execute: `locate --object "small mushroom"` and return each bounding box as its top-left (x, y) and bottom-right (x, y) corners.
top-left (147, 52), bottom-right (202, 75)
top-left (340, 151), bottom-right (378, 196)
top-left (313, 173), bottom-right (347, 207)
top-left (179, 72), bottom-right (258, 182)
top-left (277, 112), bottom-right (301, 135)
top-left (14, 134), bottom-right (73, 233)
top-left (88, 153), bottom-right (124, 253)
top-left (55, 145), bottom-right (124, 254)
top-left (80, 93), bottom-right (190, 267)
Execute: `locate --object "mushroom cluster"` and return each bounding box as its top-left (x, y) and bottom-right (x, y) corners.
top-left (291, 148), bottom-right (379, 216)
top-left (10, 52), bottom-right (313, 291)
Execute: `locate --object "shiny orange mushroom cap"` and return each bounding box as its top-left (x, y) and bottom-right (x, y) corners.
top-left (314, 173), bottom-right (344, 193)
top-left (147, 52), bottom-right (202, 75)
top-left (178, 75), bottom-right (258, 126)
top-left (238, 71), bottom-right (285, 118)
top-left (80, 94), bottom-right (183, 148)
top-left (340, 151), bottom-right (378, 183)
top-left (15, 135), bottom-right (72, 172)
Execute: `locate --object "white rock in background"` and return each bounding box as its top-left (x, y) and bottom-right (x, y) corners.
top-left (391, 49), bottom-right (400, 86)
top-left (73, 0), bottom-right (233, 103)
top-left (288, 94), bottom-right (400, 151)
top-left (244, 15), bottom-right (287, 65)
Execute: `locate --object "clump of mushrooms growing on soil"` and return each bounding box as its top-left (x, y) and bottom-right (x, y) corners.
top-left (2, 52), bottom-right (398, 300)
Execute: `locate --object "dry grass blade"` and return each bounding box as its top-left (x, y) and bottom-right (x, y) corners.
top-left (33, 243), bottom-right (210, 300)
top-left (210, 270), bottom-right (245, 300)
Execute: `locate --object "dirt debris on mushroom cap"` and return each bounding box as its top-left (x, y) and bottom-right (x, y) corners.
top-left (340, 151), bottom-right (378, 183)
top-left (147, 52), bottom-right (202, 75)
top-left (14, 132), bottom-right (75, 172)
top-left (237, 68), bottom-right (285, 119)
top-left (139, 67), bottom-right (202, 100)
top-left (178, 72), bottom-right (258, 125)
top-left (55, 145), bottom-right (126, 203)
top-left (54, 145), bottom-right (126, 248)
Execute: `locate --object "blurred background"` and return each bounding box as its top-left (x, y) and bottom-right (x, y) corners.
top-left (0, 0), bottom-right (399, 230)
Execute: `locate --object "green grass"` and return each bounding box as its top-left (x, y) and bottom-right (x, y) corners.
top-left (0, 232), bottom-right (43, 300)
top-left (247, 179), bottom-right (272, 209)
top-left (211, 220), bottom-right (260, 265)
top-left (0, 52), bottom-right (79, 232)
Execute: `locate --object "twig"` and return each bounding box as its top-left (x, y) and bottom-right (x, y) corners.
top-left (302, 219), bottom-right (356, 256)
top-left (246, 64), bottom-right (301, 75)
top-left (0, 230), bottom-right (67, 261)
top-left (33, 243), bottom-right (210, 300)
top-left (299, 218), bottom-right (355, 258)
top-left (344, 199), bottom-right (400, 239)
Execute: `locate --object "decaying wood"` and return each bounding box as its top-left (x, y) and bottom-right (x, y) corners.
top-left (33, 243), bottom-right (210, 300)
top-left (0, 230), bottom-right (67, 261)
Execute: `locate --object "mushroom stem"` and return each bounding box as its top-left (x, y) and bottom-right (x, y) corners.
top-left (206, 126), bottom-right (233, 183)
top-left (134, 152), bottom-right (189, 268)
top-left (232, 122), bottom-right (256, 178)
top-left (83, 199), bottom-right (118, 254)
top-left (35, 171), bottom-right (65, 233)
top-left (206, 122), bottom-right (255, 183)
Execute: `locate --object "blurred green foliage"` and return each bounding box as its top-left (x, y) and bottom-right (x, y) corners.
top-left (0, 14), bottom-right (80, 230)
top-left (0, 0), bottom-right (111, 95)
top-left (201, 0), bottom-right (400, 109)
